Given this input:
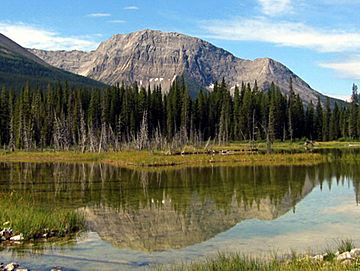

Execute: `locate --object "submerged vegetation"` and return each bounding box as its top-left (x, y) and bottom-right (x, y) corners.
top-left (0, 193), bottom-right (85, 241)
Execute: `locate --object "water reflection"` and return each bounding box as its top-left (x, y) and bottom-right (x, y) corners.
top-left (0, 162), bottom-right (360, 252)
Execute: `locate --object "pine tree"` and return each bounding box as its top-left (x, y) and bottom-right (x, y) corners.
top-left (349, 84), bottom-right (358, 138)
top-left (233, 86), bottom-right (241, 140)
top-left (0, 86), bottom-right (10, 146)
top-left (287, 79), bottom-right (295, 141)
top-left (315, 98), bottom-right (323, 141)
top-left (180, 84), bottom-right (191, 143)
top-left (305, 101), bottom-right (315, 139)
top-left (330, 102), bottom-right (340, 140)
top-left (219, 90), bottom-right (231, 144)
top-left (322, 98), bottom-right (331, 141)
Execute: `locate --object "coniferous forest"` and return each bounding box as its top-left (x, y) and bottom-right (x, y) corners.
top-left (0, 78), bottom-right (359, 152)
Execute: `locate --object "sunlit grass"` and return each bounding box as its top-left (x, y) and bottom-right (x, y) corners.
top-left (0, 150), bottom-right (324, 170)
top-left (0, 193), bottom-right (85, 240)
top-left (0, 140), bottom-right (359, 170)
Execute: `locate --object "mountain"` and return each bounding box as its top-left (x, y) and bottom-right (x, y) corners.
top-left (0, 33), bottom-right (105, 89)
top-left (29, 29), bottom-right (342, 105)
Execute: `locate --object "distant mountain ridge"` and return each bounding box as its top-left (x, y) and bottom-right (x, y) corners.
top-left (29, 29), bottom-right (342, 105)
top-left (0, 33), bottom-right (105, 90)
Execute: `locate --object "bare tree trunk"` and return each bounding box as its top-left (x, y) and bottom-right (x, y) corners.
top-left (137, 111), bottom-right (149, 150)
top-left (98, 126), bottom-right (103, 153)
top-left (53, 115), bottom-right (61, 150)
top-left (88, 126), bottom-right (96, 152)
top-left (9, 116), bottom-right (15, 152)
top-left (80, 108), bottom-right (87, 153)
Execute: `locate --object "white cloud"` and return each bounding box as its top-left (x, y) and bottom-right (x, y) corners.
top-left (328, 94), bottom-right (351, 102)
top-left (0, 22), bottom-right (99, 51)
top-left (87, 13), bottom-right (111, 17)
top-left (108, 20), bottom-right (126, 24)
top-left (202, 17), bottom-right (360, 53)
top-left (124, 6), bottom-right (139, 10)
top-left (258, 0), bottom-right (292, 15)
top-left (320, 56), bottom-right (360, 79)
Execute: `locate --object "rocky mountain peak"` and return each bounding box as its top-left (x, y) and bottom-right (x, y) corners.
top-left (29, 29), bottom-right (343, 105)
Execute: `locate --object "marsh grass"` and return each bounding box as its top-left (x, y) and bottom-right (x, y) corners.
top-left (0, 193), bottom-right (85, 240)
top-left (4, 140), bottom-right (360, 170)
top-left (0, 149), bottom-right (325, 171)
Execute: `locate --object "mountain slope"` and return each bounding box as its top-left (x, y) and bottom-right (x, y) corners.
top-left (29, 29), bottom-right (342, 105)
top-left (0, 33), bottom-right (105, 89)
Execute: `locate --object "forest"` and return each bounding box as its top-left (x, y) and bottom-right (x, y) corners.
top-left (0, 78), bottom-right (359, 152)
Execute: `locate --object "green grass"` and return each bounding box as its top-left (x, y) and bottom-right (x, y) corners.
top-left (0, 193), bottom-right (85, 240)
top-left (323, 247), bottom-right (336, 262)
top-left (336, 239), bottom-right (354, 254)
top-left (158, 253), bottom-right (360, 271)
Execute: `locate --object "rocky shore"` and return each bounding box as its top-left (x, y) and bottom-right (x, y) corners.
top-left (0, 224), bottom-right (65, 271)
top-left (308, 247), bottom-right (360, 265)
top-left (0, 228), bottom-right (24, 243)
top-left (0, 263), bottom-right (62, 271)
top-left (0, 223), bottom-right (70, 245)
top-left (2, 248), bottom-right (360, 271)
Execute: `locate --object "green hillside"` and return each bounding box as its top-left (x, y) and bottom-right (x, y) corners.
top-left (0, 43), bottom-right (105, 90)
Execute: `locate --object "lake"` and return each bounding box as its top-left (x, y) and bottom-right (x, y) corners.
top-left (0, 161), bottom-right (359, 270)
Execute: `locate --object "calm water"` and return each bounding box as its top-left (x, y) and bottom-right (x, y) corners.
top-left (0, 161), bottom-right (359, 270)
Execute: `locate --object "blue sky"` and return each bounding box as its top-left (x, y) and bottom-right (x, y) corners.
top-left (1, 0), bottom-right (360, 100)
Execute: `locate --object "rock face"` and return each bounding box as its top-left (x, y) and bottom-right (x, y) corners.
top-left (30, 49), bottom-right (92, 75)
top-left (29, 29), bottom-right (343, 105)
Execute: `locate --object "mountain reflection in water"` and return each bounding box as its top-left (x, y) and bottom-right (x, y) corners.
top-left (0, 162), bottom-right (359, 252)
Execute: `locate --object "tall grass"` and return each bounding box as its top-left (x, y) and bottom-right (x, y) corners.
top-left (0, 193), bottom-right (85, 239)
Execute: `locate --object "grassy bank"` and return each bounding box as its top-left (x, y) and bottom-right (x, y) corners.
top-left (0, 194), bottom-right (85, 241)
top-left (161, 253), bottom-right (360, 271)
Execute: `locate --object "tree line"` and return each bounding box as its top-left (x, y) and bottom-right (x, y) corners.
top-left (0, 79), bottom-right (358, 152)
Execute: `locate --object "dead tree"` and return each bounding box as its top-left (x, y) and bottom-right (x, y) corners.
top-left (79, 108), bottom-right (87, 153)
top-left (136, 111), bottom-right (149, 150)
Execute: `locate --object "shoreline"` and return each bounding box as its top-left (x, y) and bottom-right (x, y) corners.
top-left (0, 141), bottom-right (359, 170)
top-left (158, 244), bottom-right (360, 271)
top-left (3, 244), bottom-right (360, 271)
top-left (0, 144), bottom-right (331, 170)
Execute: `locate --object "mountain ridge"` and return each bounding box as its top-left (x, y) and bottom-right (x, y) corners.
top-left (0, 33), bottom-right (105, 90)
top-left (29, 29), bottom-right (343, 105)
